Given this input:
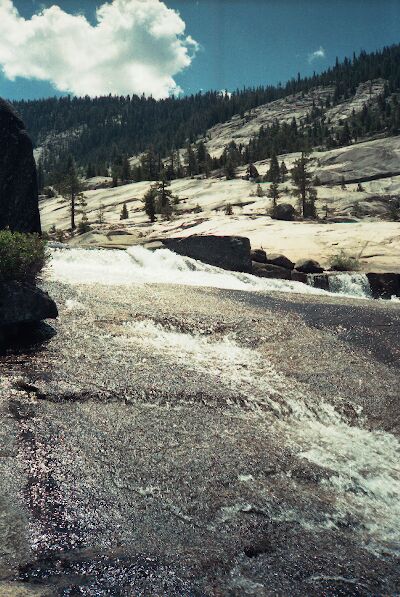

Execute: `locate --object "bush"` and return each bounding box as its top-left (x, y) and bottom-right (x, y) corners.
top-left (329, 250), bottom-right (361, 272)
top-left (0, 231), bottom-right (48, 282)
top-left (77, 214), bottom-right (91, 234)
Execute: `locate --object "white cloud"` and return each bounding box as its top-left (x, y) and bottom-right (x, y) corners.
top-left (0, 0), bottom-right (198, 98)
top-left (308, 46), bottom-right (326, 63)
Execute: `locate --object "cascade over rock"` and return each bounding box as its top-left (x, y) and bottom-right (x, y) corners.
top-left (0, 99), bottom-right (40, 233)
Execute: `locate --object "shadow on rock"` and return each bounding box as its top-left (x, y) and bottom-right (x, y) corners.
top-left (0, 321), bottom-right (57, 355)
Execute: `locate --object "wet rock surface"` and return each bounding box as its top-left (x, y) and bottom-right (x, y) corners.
top-left (0, 279), bottom-right (399, 595)
top-left (0, 99), bottom-right (40, 233)
top-left (367, 272), bottom-right (400, 299)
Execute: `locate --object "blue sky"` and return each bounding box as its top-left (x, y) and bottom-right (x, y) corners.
top-left (1, 0), bottom-right (400, 100)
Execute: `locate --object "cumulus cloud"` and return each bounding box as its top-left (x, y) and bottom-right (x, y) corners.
top-left (308, 46), bottom-right (326, 63)
top-left (0, 0), bottom-right (198, 98)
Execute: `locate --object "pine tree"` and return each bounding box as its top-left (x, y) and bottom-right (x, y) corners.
top-left (97, 202), bottom-right (106, 224)
top-left (291, 152), bottom-right (317, 218)
top-left (111, 161), bottom-right (121, 187)
top-left (86, 162), bottom-right (96, 178)
top-left (196, 141), bottom-right (211, 177)
top-left (121, 156), bottom-right (131, 183)
top-left (141, 147), bottom-right (158, 180)
top-left (246, 163), bottom-right (259, 180)
top-left (265, 153), bottom-right (280, 183)
top-left (185, 144), bottom-right (198, 177)
top-left (339, 121), bottom-right (351, 145)
top-left (225, 203), bottom-right (233, 215)
top-left (120, 202), bottom-right (129, 220)
top-left (225, 158), bottom-right (236, 180)
top-left (77, 211), bottom-right (91, 234)
top-left (280, 161), bottom-right (288, 182)
top-left (268, 182), bottom-right (280, 207)
top-left (54, 155), bottom-right (84, 230)
top-left (256, 183), bottom-right (264, 197)
top-left (143, 187), bottom-right (156, 222)
top-left (152, 171), bottom-right (174, 219)
top-left (132, 165), bottom-right (142, 182)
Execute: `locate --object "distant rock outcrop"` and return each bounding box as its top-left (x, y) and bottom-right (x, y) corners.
top-left (0, 99), bottom-right (40, 233)
top-left (163, 235), bottom-right (253, 273)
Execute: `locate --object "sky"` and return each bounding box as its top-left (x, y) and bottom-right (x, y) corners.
top-left (0, 0), bottom-right (399, 100)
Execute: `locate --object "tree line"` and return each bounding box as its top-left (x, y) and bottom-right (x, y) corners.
top-left (14, 43), bottom-right (400, 182)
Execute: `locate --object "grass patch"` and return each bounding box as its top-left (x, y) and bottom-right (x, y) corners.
top-left (0, 230), bottom-right (48, 282)
top-left (329, 250), bottom-right (361, 272)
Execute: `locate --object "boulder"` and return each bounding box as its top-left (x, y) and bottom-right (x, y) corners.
top-left (366, 273), bottom-right (400, 299)
top-left (308, 273), bottom-right (330, 291)
top-left (294, 259), bottom-right (324, 274)
top-left (250, 249), bottom-right (267, 264)
top-left (291, 270), bottom-right (308, 284)
top-left (162, 235), bottom-right (252, 273)
top-left (271, 203), bottom-right (295, 221)
top-left (0, 282), bottom-right (58, 327)
top-left (252, 262), bottom-right (292, 280)
top-left (0, 99), bottom-right (40, 233)
top-left (266, 253), bottom-right (294, 270)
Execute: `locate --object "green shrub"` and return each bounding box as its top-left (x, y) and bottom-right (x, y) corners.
top-left (0, 230), bottom-right (48, 282)
top-left (329, 250), bottom-right (361, 272)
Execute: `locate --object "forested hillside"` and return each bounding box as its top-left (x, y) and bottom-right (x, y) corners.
top-left (12, 43), bottom-right (400, 182)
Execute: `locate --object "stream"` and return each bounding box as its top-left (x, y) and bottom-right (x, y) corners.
top-left (0, 247), bottom-right (399, 596)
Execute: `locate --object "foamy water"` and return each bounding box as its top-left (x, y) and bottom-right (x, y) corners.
top-left (44, 247), bottom-right (400, 552)
top-left (328, 272), bottom-right (372, 298)
top-left (46, 247), bottom-right (372, 298)
top-left (114, 319), bottom-right (400, 553)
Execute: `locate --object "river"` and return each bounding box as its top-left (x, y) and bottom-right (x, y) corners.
top-left (0, 246), bottom-right (399, 596)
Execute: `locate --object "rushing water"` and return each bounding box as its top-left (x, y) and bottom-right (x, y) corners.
top-left (46, 246), bottom-right (373, 299)
top-left (3, 246), bottom-right (399, 595)
top-left (328, 272), bottom-right (372, 298)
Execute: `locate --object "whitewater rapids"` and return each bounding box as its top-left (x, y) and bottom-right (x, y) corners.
top-left (46, 245), bottom-right (372, 299)
top-left (0, 246), bottom-right (399, 595)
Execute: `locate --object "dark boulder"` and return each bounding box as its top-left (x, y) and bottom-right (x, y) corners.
top-left (271, 203), bottom-right (295, 221)
top-left (0, 281), bottom-right (58, 327)
top-left (308, 273), bottom-right (330, 291)
top-left (367, 273), bottom-right (400, 299)
top-left (0, 99), bottom-right (40, 233)
top-left (250, 249), bottom-right (267, 263)
top-left (252, 262), bottom-right (292, 280)
top-left (162, 235), bottom-right (252, 273)
top-left (266, 253), bottom-right (294, 270)
top-left (291, 270), bottom-right (308, 284)
top-left (294, 259), bottom-right (324, 274)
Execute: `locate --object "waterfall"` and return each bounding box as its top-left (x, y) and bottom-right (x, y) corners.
top-left (46, 246), bottom-right (327, 295)
top-left (328, 273), bottom-right (372, 299)
top-left (46, 246), bottom-right (375, 300)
